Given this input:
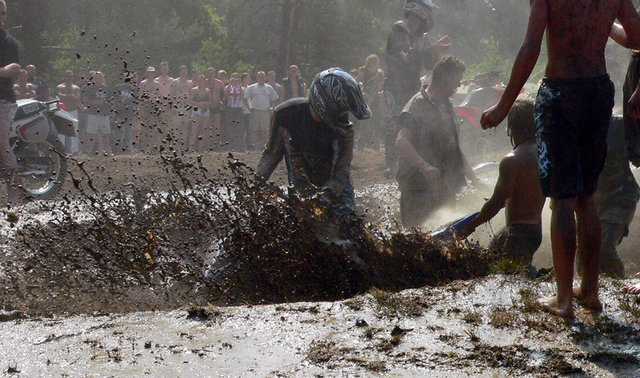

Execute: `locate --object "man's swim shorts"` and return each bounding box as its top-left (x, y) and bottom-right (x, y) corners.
top-left (535, 75), bottom-right (614, 198)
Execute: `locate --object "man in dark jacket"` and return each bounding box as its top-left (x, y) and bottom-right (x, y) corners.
top-left (384, 0), bottom-right (451, 171)
top-left (257, 68), bottom-right (371, 216)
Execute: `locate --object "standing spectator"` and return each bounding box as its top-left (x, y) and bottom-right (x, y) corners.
top-left (267, 70), bottom-right (282, 104)
top-left (13, 69), bottom-right (35, 100)
top-left (225, 73), bottom-right (249, 152)
top-left (281, 65), bottom-right (307, 101)
top-left (395, 56), bottom-right (477, 227)
top-left (207, 67), bottom-right (225, 150)
top-left (56, 69), bottom-right (83, 154)
top-left (188, 71), bottom-right (210, 152)
top-left (154, 62), bottom-right (173, 150)
top-left (356, 54), bottom-right (386, 150)
top-left (138, 66), bottom-right (160, 152)
top-left (385, 0), bottom-right (450, 172)
top-left (82, 71), bottom-right (112, 155)
top-left (25, 64), bottom-right (49, 101)
top-left (245, 71), bottom-right (279, 150)
top-left (76, 67), bottom-right (91, 154)
top-left (171, 65), bottom-right (192, 150)
top-left (112, 71), bottom-right (139, 153)
top-left (0, 0), bottom-right (22, 204)
top-left (217, 70), bottom-right (229, 87)
top-left (241, 72), bottom-right (252, 148)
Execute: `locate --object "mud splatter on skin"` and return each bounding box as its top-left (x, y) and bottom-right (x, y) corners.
top-left (0, 152), bottom-right (495, 316)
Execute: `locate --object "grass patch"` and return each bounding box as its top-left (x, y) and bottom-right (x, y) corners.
top-left (462, 311), bottom-right (482, 324)
top-left (489, 308), bottom-right (519, 328)
top-left (368, 287), bottom-right (425, 318)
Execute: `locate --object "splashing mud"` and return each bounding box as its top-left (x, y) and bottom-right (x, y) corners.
top-left (0, 153), bottom-right (494, 316)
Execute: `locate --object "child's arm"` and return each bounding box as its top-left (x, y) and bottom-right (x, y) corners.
top-left (458, 156), bottom-right (516, 238)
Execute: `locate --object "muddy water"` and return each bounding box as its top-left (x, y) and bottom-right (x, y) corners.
top-left (1, 150), bottom-right (640, 375)
top-left (1, 276), bottom-right (639, 376)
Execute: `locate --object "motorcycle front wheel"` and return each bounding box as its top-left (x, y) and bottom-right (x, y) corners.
top-left (14, 136), bottom-right (67, 200)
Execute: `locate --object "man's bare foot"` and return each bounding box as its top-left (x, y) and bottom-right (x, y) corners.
top-left (573, 287), bottom-right (603, 312)
top-left (537, 295), bottom-right (573, 318)
top-left (623, 283), bottom-right (640, 295)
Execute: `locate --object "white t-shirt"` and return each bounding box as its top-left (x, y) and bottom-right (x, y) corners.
top-left (245, 83), bottom-right (279, 111)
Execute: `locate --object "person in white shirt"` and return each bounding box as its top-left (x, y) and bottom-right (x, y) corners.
top-left (245, 71), bottom-right (279, 150)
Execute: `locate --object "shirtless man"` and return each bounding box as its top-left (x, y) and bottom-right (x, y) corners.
top-left (459, 100), bottom-right (545, 275)
top-left (56, 70), bottom-right (83, 154)
top-left (481, 0), bottom-right (640, 317)
top-left (154, 62), bottom-right (173, 150)
top-left (171, 65), bottom-right (192, 150)
top-left (138, 66), bottom-right (160, 152)
top-left (13, 69), bottom-right (34, 100)
top-left (206, 67), bottom-right (225, 149)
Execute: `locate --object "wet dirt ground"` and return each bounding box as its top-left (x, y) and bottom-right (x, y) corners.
top-left (1, 148), bottom-right (640, 375)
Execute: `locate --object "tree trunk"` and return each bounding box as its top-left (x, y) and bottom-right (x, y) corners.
top-left (277, 0), bottom-right (294, 78)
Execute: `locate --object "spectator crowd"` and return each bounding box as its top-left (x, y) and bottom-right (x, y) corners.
top-left (12, 58), bottom-right (390, 156)
top-left (12, 62), bottom-right (332, 155)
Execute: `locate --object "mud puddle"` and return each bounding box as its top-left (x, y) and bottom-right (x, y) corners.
top-left (1, 150), bottom-right (640, 375)
top-left (1, 276), bottom-right (639, 376)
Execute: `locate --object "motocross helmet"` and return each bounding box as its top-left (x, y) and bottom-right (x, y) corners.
top-left (309, 68), bottom-right (372, 128)
top-left (404, 0), bottom-right (438, 21)
top-left (404, 0), bottom-right (437, 33)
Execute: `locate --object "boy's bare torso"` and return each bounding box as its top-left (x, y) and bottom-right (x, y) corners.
top-left (505, 141), bottom-right (545, 225)
top-left (544, 0), bottom-right (622, 78)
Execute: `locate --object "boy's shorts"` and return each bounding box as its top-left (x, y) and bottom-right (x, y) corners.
top-left (535, 75), bottom-right (614, 198)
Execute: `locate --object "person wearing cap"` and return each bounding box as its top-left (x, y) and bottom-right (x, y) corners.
top-left (384, 0), bottom-right (451, 172)
top-left (256, 68), bottom-right (371, 216)
top-left (395, 55), bottom-right (477, 228)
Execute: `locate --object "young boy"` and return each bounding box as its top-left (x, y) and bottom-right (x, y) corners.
top-left (480, 0), bottom-right (640, 317)
top-left (459, 100), bottom-right (545, 275)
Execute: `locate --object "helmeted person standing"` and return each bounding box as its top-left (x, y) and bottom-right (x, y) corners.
top-left (384, 0), bottom-right (451, 172)
top-left (256, 68), bottom-right (371, 217)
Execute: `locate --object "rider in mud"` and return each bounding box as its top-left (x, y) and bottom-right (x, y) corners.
top-left (459, 100), bottom-right (546, 276)
top-left (256, 68), bottom-right (371, 217)
top-left (395, 55), bottom-right (477, 228)
top-left (384, 0), bottom-right (450, 172)
top-left (0, 0), bottom-right (22, 205)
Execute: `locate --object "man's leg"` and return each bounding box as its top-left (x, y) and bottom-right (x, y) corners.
top-left (538, 198), bottom-right (576, 317)
top-left (573, 194), bottom-right (603, 311)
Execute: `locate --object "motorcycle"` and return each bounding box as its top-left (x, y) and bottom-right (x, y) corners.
top-left (454, 72), bottom-right (525, 156)
top-left (11, 98), bottom-right (76, 200)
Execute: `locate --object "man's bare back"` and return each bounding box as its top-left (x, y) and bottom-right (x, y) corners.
top-left (481, 0), bottom-right (640, 128)
top-left (545, 0), bottom-right (621, 78)
top-left (504, 141), bottom-right (545, 225)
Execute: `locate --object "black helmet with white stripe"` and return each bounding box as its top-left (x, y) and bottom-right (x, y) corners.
top-left (309, 68), bottom-right (372, 129)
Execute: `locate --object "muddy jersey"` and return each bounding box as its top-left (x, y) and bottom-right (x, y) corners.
top-left (396, 91), bottom-right (466, 193)
top-left (256, 98), bottom-right (354, 196)
top-left (385, 21), bottom-right (438, 109)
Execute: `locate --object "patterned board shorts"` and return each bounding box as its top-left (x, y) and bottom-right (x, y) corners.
top-left (535, 75), bottom-right (614, 198)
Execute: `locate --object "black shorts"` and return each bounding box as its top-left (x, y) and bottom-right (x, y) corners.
top-left (535, 75), bottom-right (614, 198)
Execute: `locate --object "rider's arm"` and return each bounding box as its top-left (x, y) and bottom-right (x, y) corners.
top-left (256, 113), bottom-right (285, 182)
top-left (324, 129), bottom-right (355, 197)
